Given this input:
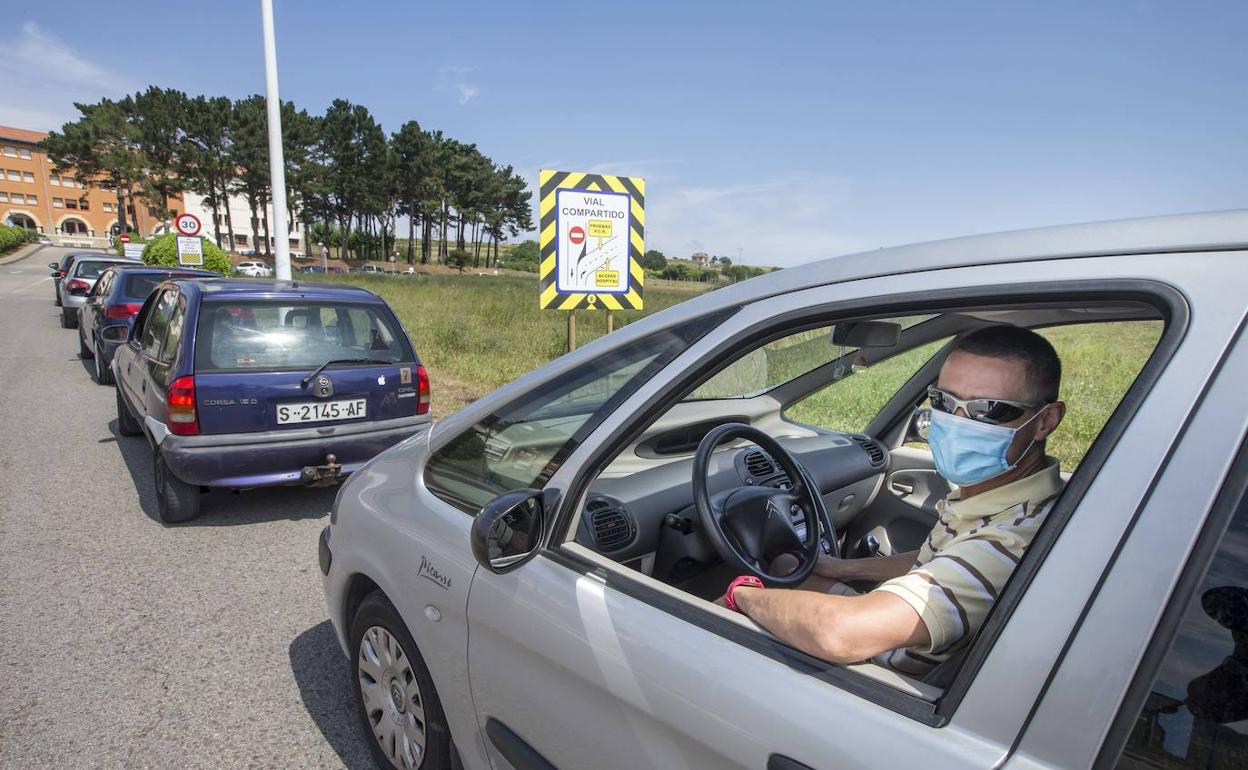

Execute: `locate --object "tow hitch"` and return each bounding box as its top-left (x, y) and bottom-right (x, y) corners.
top-left (301, 454), bottom-right (343, 487)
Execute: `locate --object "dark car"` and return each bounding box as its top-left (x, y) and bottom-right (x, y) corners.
top-left (49, 250), bottom-right (109, 306)
top-left (78, 265), bottom-right (220, 385)
top-left (113, 279), bottom-right (431, 523)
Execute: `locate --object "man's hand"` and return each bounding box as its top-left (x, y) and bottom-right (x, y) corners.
top-left (813, 550), bottom-right (918, 584)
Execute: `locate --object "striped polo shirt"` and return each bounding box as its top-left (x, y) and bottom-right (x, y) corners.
top-left (873, 460), bottom-right (1064, 677)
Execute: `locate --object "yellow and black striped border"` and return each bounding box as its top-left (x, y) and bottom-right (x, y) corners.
top-left (539, 169), bottom-right (645, 310)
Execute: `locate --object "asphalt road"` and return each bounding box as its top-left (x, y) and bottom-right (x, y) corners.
top-left (0, 247), bottom-right (375, 768)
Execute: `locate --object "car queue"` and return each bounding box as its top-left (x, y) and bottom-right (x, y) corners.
top-left (52, 256), bottom-right (431, 524)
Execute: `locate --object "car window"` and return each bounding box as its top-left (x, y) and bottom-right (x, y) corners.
top-left (158, 296), bottom-right (187, 366)
top-left (1115, 482), bottom-right (1248, 768)
top-left (123, 274), bottom-right (167, 301)
top-left (91, 269), bottom-right (114, 298)
top-left (141, 290), bottom-right (177, 359)
top-left (72, 260), bottom-right (122, 280)
top-left (785, 336), bottom-right (952, 434)
top-left (424, 310), bottom-right (734, 515)
top-left (193, 300), bottom-right (413, 371)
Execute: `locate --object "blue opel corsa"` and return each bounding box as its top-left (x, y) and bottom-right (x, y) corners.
top-left (113, 279), bottom-right (431, 523)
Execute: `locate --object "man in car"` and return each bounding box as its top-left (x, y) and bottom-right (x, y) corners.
top-left (725, 325), bottom-right (1067, 677)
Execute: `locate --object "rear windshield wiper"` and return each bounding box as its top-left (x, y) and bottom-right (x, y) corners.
top-left (300, 358), bottom-right (385, 388)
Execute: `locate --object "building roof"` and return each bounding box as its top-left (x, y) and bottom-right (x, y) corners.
top-left (0, 125), bottom-right (49, 145)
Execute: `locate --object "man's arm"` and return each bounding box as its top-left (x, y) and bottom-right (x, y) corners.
top-left (814, 550), bottom-right (918, 583)
top-left (733, 586), bottom-right (930, 664)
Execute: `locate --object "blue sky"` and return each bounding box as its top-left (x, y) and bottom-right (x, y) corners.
top-left (3, 1), bottom-right (1245, 266)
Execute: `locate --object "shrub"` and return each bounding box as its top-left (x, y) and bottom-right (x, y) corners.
top-left (0, 225), bottom-right (37, 254)
top-left (447, 248), bottom-right (472, 273)
top-left (141, 234), bottom-right (231, 275)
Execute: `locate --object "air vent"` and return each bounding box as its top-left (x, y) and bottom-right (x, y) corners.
top-left (851, 434), bottom-right (886, 467)
top-left (591, 505), bottom-right (635, 552)
top-left (744, 451), bottom-right (775, 477)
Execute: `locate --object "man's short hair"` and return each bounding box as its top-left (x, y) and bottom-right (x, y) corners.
top-left (951, 325), bottom-right (1062, 402)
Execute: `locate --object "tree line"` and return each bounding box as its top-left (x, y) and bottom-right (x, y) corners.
top-left (41, 86), bottom-right (533, 265)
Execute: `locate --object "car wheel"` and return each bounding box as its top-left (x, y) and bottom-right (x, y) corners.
top-left (94, 343), bottom-right (113, 385)
top-left (61, 308), bottom-right (76, 329)
top-left (351, 592), bottom-right (453, 770)
top-left (153, 452), bottom-right (202, 524)
top-left (115, 388), bottom-right (143, 437)
top-left (78, 328), bottom-right (93, 359)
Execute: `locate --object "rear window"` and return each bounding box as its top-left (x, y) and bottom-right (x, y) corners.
top-left (121, 273), bottom-right (204, 300)
top-left (194, 300), bottom-right (414, 372)
top-left (72, 260), bottom-right (125, 280)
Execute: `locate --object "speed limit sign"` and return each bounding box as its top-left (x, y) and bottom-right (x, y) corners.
top-left (174, 213), bottom-right (201, 237)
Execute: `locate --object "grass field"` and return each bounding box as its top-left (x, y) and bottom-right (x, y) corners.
top-left (302, 272), bottom-right (1162, 470)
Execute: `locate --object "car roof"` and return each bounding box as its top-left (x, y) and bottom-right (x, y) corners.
top-left (173, 278), bottom-right (383, 302)
top-left (110, 265), bottom-right (220, 276)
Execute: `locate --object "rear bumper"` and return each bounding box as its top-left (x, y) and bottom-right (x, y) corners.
top-left (151, 414), bottom-right (431, 488)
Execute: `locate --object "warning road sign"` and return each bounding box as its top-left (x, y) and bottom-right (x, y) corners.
top-left (175, 213), bottom-right (201, 237)
top-left (539, 170), bottom-right (645, 311)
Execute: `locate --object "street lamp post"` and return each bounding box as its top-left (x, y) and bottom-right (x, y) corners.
top-left (260, 0), bottom-right (292, 281)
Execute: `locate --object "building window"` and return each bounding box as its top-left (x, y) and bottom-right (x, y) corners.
top-left (52, 197), bottom-right (64, 208)
top-left (26, 195), bottom-right (36, 204)
top-left (10, 193), bottom-right (24, 204)
top-left (18, 148), bottom-right (31, 159)
top-left (102, 202), bottom-right (113, 213)
top-left (50, 175), bottom-right (61, 186)
top-left (65, 198), bottom-right (78, 210)
top-left (2, 146), bottom-right (15, 157)
top-left (79, 198), bottom-right (89, 211)
top-left (5, 170), bottom-right (18, 181)
top-left (21, 172), bottom-right (34, 183)
top-left (0, 192), bottom-right (8, 202)
top-left (62, 219), bottom-right (89, 236)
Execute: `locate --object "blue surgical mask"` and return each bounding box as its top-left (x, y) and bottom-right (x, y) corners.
top-left (927, 407), bottom-right (1045, 486)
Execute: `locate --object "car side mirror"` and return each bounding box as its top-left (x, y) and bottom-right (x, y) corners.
top-left (48, 262), bottom-right (59, 271)
top-left (471, 489), bottom-right (547, 574)
top-left (906, 407), bottom-right (932, 443)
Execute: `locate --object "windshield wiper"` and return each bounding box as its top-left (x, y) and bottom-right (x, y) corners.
top-left (300, 358), bottom-right (383, 388)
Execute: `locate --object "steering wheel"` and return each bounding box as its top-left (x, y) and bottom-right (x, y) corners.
top-left (692, 423), bottom-right (838, 588)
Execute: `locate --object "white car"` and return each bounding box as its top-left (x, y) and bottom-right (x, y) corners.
top-left (320, 210), bottom-right (1248, 770)
top-left (235, 261), bottom-right (273, 278)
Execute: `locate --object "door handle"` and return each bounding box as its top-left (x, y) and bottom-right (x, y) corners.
top-left (890, 480), bottom-right (915, 496)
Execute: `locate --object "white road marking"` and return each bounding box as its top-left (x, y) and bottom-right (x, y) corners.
top-left (8, 276), bottom-right (52, 293)
top-left (9, 270), bottom-right (23, 274)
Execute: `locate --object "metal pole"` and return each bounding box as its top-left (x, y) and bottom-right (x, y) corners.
top-left (261, 0), bottom-right (292, 280)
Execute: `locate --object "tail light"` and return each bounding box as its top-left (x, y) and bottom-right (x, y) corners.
top-left (65, 278), bottom-right (90, 293)
top-left (167, 375), bottom-right (199, 435)
top-left (105, 302), bottom-right (144, 320)
top-left (416, 365), bottom-right (430, 416)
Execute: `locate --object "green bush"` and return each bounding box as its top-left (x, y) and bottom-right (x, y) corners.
top-left (447, 248), bottom-right (472, 273)
top-left (0, 225), bottom-right (37, 255)
top-left (141, 234), bottom-right (231, 275)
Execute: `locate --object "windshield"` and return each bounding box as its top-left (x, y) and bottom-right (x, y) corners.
top-left (72, 260), bottom-right (127, 280)
top-left (194, 300), bottom-right (414, 372)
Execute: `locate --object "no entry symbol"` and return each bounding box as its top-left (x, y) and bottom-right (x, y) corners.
top-left (569, 226), bottom-right (585, 245)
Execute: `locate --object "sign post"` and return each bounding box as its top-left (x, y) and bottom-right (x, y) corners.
top-left (538, 170), bottom-right (645, 350)
top-left (174, 213), bottom-right (204, 267)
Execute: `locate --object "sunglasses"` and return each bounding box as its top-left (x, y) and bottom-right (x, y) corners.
top-left (927, 386), bottom-right (1045, 425)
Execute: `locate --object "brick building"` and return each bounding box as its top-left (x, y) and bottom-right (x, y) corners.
top-left (0, 124), bottom-right (177, 248)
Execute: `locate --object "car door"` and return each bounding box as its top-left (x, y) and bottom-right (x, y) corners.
top-left (461, 251), bottom-right (1242, 770)
top-left (82, 268), bottom-right (113, 350)
top-left (118, 289), bottom-right (176, 425)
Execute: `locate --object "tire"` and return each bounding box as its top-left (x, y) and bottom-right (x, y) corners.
top-left (54, 290), bottom-right (62, 307)
top-left (94, 342), bottom-right (113, 385)
top-left (61, 307), bottom-right (76, 329)
top-left (351, 592), bottom-right (453, 770)
top-left (153, 452), bottom-right (202, 524)
top-left (115, 387), bottom-right (143, 437)
top-left (78, 328), bottom-right (93, 359)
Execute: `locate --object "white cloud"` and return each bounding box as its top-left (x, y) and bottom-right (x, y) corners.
top-left (0, 22), bottom-right (134, 130)
top-left (648, 175), bottom-right (868, 267)
top-left (436, 65), bottom-right (480, 105)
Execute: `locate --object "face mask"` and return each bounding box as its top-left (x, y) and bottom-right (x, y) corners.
top-left (927, 407), bottom-right (1045, 486)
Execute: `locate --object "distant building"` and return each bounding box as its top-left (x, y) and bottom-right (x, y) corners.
top-left (691, 251), bottom-right (710, 267)
top-left (181, 195), bottom-right (305, 257)
top-left (0, 124), bottom-right (177, 248)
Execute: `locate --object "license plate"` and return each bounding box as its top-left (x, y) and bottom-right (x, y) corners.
top-left (277, 398), bottom-right (367, 424)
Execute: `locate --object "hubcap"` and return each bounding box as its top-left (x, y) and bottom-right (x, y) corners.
top-left (358, 625), bottom-right (426, 769)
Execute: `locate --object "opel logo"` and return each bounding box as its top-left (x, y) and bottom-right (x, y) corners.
top-left (314, 375), bottom-right (333, 398)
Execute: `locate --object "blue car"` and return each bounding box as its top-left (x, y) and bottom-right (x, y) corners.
top-left (113, 279), bottom-right (432, 523)
top-left (77, 265), bottom-right (220, 385)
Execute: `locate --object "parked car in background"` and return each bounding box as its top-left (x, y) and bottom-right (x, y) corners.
top-left (319, 210), bottom-right (1248, 770)
top-left (114, 279), bottom-right (431, 523)
top-left (78, 265), bottom-right (220, 385)
top-left (235, 261), bottom-right (274, 278)
top-left (237, 248), bottom-right (256, 256)
top-left (58, 255), bottom-right (141, 328)
top-left (49, 250), bottom-right (108, 306)
top-left (298, 265), bottom-right (327, 274)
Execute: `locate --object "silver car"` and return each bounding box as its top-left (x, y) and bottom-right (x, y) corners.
top-left (321, 210), bottom-right (1248, 770)
top-left (59, 255), bottom-right (140, 328)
